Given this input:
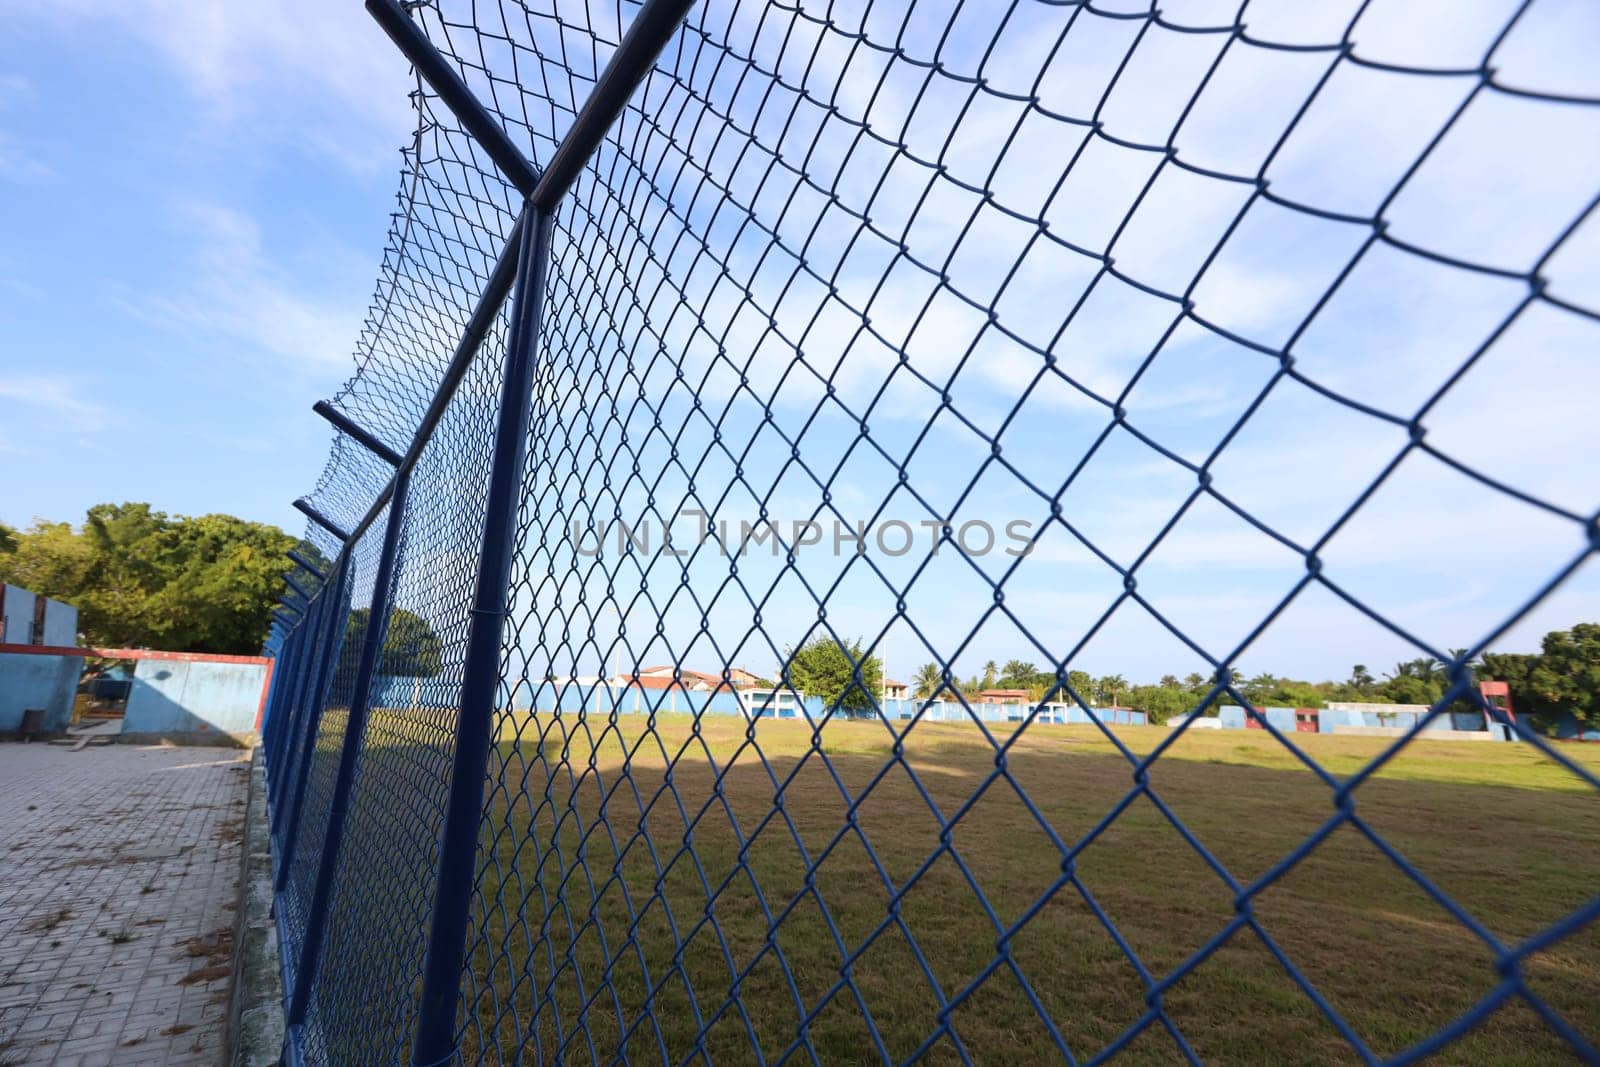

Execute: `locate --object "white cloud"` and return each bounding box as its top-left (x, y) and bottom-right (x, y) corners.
top-left (0, 72), bottom-right (32, 106)
top-left (541, 0), bottom-right (1600, 684)
top-left (127, 202), bottom-right (366, 372)
top-left (2, 0), bottom-right (414, 172)
top-left (0, 129), bottom-right (49, 182)
top-left (0, 376), bottom-right (108, 432)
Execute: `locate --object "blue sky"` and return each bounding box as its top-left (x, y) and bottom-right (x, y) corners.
top-left (3, 1), bottom-right (1598, 686)
top-left (0, 2), bottom-right (414, 534)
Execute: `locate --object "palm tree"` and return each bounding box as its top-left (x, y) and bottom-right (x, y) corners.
top-left (1001, 659), bottom-right (1036, 688)
top-left (1097, 674), bottom-right (1128, 707)
top-left (913, 662), bottom-right (944, 700)
top-left (981, 660), bottom-right (998, 688)
top-left (1390, 657), bottom-right (1444, 685)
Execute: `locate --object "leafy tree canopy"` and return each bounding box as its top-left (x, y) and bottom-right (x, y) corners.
top-left (0, 502), bottom-right (300, 654)
top-left (335, 607), bottom-right (444, 680)
top-left (1126, 685), bottom-right (1192, 726)
top-left (783, 636), bottom-right (882, 718)
top-left (1479, 625), bottom-right (1600, 726)
top-left (912, 661), bottom-right (945, 700)
top-left (1527, 625), bottom-right (1600, 725)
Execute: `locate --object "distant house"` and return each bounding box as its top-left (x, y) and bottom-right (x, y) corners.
top-left (616, 665), bottom-right (706, 693)
top-left (623, 665), bottom-right (762, 691)
top-left (883, 679), bottom-right (909, 700)
top-left (977, 688), bottom-right (1029, 705)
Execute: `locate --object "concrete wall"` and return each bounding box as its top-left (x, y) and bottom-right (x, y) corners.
top-left (1218, 705), bottom-right (1301, 731)
top-left (372, 680), bottom-right (1151, 727)
top-left (122, 659), bottom-right (269, 737)
top-left (41, 599), bottom-right (77, 646)
top-left (1, 585), bottom-right (37, 644)
top-left (1208, 703), bottom-right (1496, 737)
top-left (0, 651), bottom-right (83, 733)
top-left (1551, 713), bottom-right (1600, 742)
top-left (0, 586), bottom-right (78, 646)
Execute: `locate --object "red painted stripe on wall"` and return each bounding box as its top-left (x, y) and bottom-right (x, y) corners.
top-left (0, 643), bottom-right (270, 665)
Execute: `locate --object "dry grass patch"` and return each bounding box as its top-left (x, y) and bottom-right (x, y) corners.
top-left (443, 714), bottom-right (1600, 1064)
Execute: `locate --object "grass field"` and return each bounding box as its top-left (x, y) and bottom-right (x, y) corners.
top-left (455, 714), bottom-right (1600, 1065)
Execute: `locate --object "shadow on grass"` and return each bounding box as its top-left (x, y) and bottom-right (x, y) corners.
top-left (448, 713), bottom-right (1599, 1065)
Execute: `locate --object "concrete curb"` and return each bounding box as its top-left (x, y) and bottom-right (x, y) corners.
top-left (226, 748), bottom-right (285, 1066)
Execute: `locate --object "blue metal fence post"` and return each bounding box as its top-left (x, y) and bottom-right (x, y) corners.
top-left (410, 204), bottom-right (553, 1067)
top-left (285, 471), bottom-right (411, 1038)
top-left (263, 619), bottom-right (301, 773)
top-left (383, 3), bottom-right (696, 1056)
top-left (270, 598), bottom-right (322, 818)
top-left (273, 593), bottom-right (326, 810)
top-left (274, 501), bottom-right (350, 824)
top-left (270, 614), bottom-right (309, 766)
top-left (262, 621), bottom-right (288, 750)
top-left (272, 576), bottom-right (329, 839)
top-left (275, 555), bottom-right (353, 893)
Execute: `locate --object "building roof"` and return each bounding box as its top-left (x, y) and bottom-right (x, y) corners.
top-left (627, 662), bottom-right (758, 687)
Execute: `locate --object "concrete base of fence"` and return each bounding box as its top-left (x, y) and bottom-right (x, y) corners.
top-left (226, 748), bottom-right (286, 1067)
top-left (117, 728), bottom-right (259, 748)
top-left (1331, 725), bottom-right (1500, 741)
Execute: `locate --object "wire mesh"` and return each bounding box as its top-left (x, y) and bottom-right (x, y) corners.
top-left (302, 338), bottom-right (510, 1063)
top-left (264, 0), bottom-right (1600, 1063)
top-left (276, 516), bottom-right (385, 980)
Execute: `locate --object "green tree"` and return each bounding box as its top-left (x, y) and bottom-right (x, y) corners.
top-left (335, 607), bottom-right (444, 682)
top-left (1379, 659), bottom-right (1445, 706)
top-left (1527, 624), bottom-right (1600, 726)
top-left (1096, 674), bottom-right (1128, 707)
top-left (0, 520), bottom-right (96, 604)
top-left (981, 660), bottom-right (998, 689)
top-left (147, 513), bottom-right (309, 652)
top-left (913, 661), bottom-right (945, 700)
top-left (1478, 651), bottom-right (1538, 716)
top-left (1127, 685), bottom-right (1190, 726)
top-left (999, 659), bottom-right (1036, 688)
top-left (1241, 672), bottom-right (1278, 706)
top-left (783, 636), bottom-right (883, 719)
top-left (0, 503), bottom-right (298, 653)
top-left (1066, 670), bottom-right (1094, 702)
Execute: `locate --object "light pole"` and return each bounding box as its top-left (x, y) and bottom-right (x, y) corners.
top-left (600, 602), bottom-right (634, 714)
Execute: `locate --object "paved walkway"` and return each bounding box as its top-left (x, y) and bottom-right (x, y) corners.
top-left (0, 743), bottom-right (250, 1066)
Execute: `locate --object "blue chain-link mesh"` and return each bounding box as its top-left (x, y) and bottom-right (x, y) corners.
top-left (264, 1), bottom-right (1600, 1063)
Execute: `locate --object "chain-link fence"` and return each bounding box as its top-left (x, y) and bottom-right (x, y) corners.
top-left (262, 1), bottom-right (1600, 1062)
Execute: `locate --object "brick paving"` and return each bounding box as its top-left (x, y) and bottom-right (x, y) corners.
top-left (0, 743), bottom-right (250, 1066)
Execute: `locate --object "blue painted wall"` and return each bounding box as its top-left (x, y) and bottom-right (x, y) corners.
top-left (364, 680), bottom-right (1151, 727)
top-left (1217, 706), bottom-right (1300, 731)
top-left (41, 599), bottom-right (77, 646)
top-left (122, 659), bottom-right (269, 736)
top-left (0, 652), bottom-right (83, 733)
top-left (1550, 713), bottom-right (1600, 742)
top-left (0, 586), bottom-right (36, 644)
